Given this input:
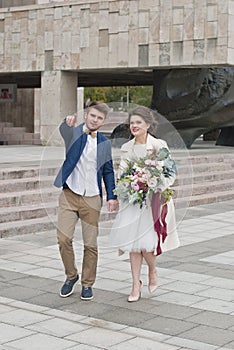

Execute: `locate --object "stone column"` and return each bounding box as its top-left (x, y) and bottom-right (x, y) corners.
top-left (77, 87), bottom-right (84, 125)
top-left (34, 88), bottom-right (41, 134)
top-left (40, 71), bottom-right (77, 145)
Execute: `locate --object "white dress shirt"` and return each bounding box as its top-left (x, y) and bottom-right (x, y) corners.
top-left (66, 127), bottom-right (99, 196)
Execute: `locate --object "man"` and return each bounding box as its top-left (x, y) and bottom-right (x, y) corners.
top-left (54, 102), bottom-right (118, 300)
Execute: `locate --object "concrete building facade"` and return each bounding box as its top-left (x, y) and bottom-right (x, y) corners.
top-left (0, 0), bottom-right (234, 144)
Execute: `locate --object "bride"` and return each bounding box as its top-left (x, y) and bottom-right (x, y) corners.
top-left (110, 106), bottom-right (179, 302)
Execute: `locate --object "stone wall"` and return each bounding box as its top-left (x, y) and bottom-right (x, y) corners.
top-left (0, 0), bottom-right (36, 8)
top-left (0, 0), bottom-right (233, 73)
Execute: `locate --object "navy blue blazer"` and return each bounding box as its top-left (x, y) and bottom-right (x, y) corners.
top-left (54, 122), bottom-right (117, 201)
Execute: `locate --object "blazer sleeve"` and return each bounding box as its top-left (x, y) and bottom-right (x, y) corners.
top-left (59, 119), bottom-right (74, 152)
top-left (102, 140), bottom-right (117, 201)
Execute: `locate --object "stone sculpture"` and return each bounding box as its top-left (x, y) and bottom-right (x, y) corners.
top-left (111, 67), bottom-right (234, 148)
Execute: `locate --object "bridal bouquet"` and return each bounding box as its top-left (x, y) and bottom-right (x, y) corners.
top-left (114, 147), bottom-right (177, 208)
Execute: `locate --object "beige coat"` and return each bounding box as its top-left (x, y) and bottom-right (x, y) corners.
top-left (118, 134), bottom-right (180, 254)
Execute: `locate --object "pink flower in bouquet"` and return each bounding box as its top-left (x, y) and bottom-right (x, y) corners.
top-left (133, 183), bottom-right (140, 191)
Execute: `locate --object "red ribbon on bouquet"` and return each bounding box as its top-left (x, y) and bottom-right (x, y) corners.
top-left (151, 192), bottom-right (168, 255)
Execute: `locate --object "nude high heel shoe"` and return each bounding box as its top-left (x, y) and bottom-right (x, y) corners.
top-left (148, 269), bottom-right (158, 294)
top-left (128, 280), bottom-right (143, 302)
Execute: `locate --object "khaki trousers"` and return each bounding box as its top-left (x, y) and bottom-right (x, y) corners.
top-left (57, 188), bottom-right (101, 287)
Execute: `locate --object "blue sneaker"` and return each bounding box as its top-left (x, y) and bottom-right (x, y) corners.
top-left (81, 286), bottom-right (93, 300)
top-left (60, 275), bottom-right (79, 297)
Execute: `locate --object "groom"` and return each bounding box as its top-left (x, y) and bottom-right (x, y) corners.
top-left (54, 102), bottom-right (118, 300)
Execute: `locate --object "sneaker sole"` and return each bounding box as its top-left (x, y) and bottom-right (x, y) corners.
top-left (80, 295), bottom-right (94, 300)
top-left (59, 280), bottom-right (78, 298)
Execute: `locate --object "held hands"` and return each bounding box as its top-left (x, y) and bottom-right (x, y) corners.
top-left (65, 113), bottom-right (77, 127)
top-left (107, 199), bottom-right (119, 212)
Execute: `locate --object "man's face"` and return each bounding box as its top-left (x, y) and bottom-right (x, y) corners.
top-left (85, 107), bottom-right (105, 131)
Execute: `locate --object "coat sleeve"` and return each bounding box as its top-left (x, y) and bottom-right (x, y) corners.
top-left (155, 139), bottom-right (176, 192)
top-left (117, 142), bottom-right (132, 177)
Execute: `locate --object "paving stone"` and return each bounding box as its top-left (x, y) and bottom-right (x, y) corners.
top-left (137, 315), bottom-right (197, 336)
top-left (191, 296), bottom-right (234, 314)
top-left (223, 341), bottom-right (234, 349)
top-left (167, 262), bottom-right (213, 274)
top-left (10, 275), bottom-right (61, 294)
top-left (148, 303), bottom-right (202, 320)
top-left (0, 323), bottom-right (34, 344)
top-left (26, 292), bottom-right (78, 309)
top-left (154, 291), bottom-right (206, 306)
top-left (186, 310), bottom-right (234, 330)
top-left (0, 285), bottom-right (45, 301)
top-left (43, 309), bottom-right (86, 323)
top-left (80, 317), bottom-right (128, 332)
top-left (65, 345), bottom-right (100, 350)
top-left (162, 280), bottom-right (210, 294)
top-left (110, 336), bottom-right (179, 350)
top-left (196, 287), bottom-right (234, 302)
top-left (59, 301), bottom-right (118, 320)
top-left (26, 317), bottom-right (90, 337)
top-left (9, 300), bottom-right (49, 313)
top-left (100, 306), bottom-right (155, 327)
top-left (121, 326), bottom-right (169, 342)
top-left (0, 309), bottom-right (52, 327)
top-left (105, 294), bottom-right (162, 313)
top-left (0, 259), bottom-right (40, 273)
top-left (66, 327), bottom-right (133, 348)
top-left (0, 304), bottom-right (16, 314)
top-left (94, 278), bottom-right (130, 292)
top-left (6, 333), bottom-right (76, 350)
top-left (0, 268), bottom-right (26, 282)
top-left (179, 325), bottom-right (234, 346)
top-left (165, 336), bottom-right (218, 350)
top-left (0, 281), bottom-right (11, 291)
top-left (88, 288), bottom-right (126, 303)
top-left (164, 270), bottom-right (213, 283)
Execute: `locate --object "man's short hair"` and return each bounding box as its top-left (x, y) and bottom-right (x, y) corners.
top-left (87, 101), bottom-right (110, 118)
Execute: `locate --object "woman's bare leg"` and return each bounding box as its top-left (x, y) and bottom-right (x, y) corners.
top-left (142, 251), bottom-right (158, 291)
top-left (129, 252), bottom-right (143, 297)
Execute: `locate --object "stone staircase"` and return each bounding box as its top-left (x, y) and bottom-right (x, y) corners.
top-left (0, 151), bottom-right (234, 238)
top-left (174, 152), bottom-right (234, 207)
top-left (0, 122), bottom-right (41, 145)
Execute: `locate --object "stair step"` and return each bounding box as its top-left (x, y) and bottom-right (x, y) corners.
top-left (0, 166), bottom-right (59, 180)
top-left (0, 188), bottom-right (59, 208)
top-left (174, 153), bottom-right (234, 163)
top-left (175, 178), bottom-right (234, 196)
top-left (175, 169), bottom-right (234, 185)
top-left (0, 216), bottom-right (56, 238)
top-left (177, 161), bottom-right (234, 175)
top-left (175, 189), bottom-right (234, 208)
top-left (0, 202), bottom-right (57, 223)
top-left (2, 127), bottom-right (26, 134)
top-left (0, 176), bottom-right (55, 193)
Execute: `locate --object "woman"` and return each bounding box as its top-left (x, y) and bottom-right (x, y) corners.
top-left (110, 106), bottom-right (179, 302)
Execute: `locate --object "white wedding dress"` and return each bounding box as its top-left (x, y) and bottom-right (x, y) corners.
top-left (110, 138), bottom-right (179, 255)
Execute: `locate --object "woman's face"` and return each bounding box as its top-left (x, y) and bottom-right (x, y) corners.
top-left (129, 115), bottom-right (150, 138)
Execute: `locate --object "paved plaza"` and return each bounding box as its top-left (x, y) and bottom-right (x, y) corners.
top-left (0, 144), bottom-right (234, 350)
